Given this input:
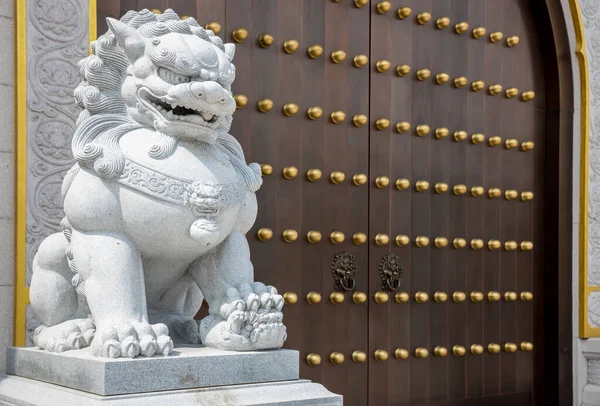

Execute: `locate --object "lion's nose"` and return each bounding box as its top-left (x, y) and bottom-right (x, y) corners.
top-left (189, 81), bottom-right (228, 104)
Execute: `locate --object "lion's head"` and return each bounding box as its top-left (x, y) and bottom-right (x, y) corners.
top-left (108, 11), bottom-right (236, 143)
top-left (70, 10), bottom-right (260, 192)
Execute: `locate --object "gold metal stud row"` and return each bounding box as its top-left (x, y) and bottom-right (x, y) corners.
top-left (388, 124), bottom-right (535, 150)
top-left (391, 236), bottom-right (533, 251)
top-left (367, 6), bottom-right (521, 47)
top-left (259, 168), bottom-right (367, 185)
top-left (380, 290), bottom-right (526, 305)
top-left (394, 68), bottom-right (534, 100)
top-left (229, 31), bottom-right (373, 69)
top-left (238, 100), bottom-right (536, 134)
top-left (260, 169), bottom-right (536, 198)
top-left (306, 341), bottom-right (533, 365)
top-left (257, 229), bottom-right (534, 251)
top-left (287, 290), bottom-right (533, 305)
top-left (381, 290), bottom-right (533, 304)
top-left (394, 181), bottom-right (535, 200)
top-left (236, 100), bottom-right (371, 126)
top-left (386, 121), bottom-right (535, 150)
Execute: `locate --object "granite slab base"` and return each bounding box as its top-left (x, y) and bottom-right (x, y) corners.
top-left (5, 346), bottom-right (299, 396)
top-left (0, 375), bottom-right (343, 405)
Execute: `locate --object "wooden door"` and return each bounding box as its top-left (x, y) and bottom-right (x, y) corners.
top-left (367, 0), bottom-right (545, 404)
top-left (95, 1), bottom-right (570, 405)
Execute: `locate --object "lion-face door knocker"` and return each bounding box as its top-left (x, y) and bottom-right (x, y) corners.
top-left (379, 253), bottom-right (403, 291)
top-left (331, 251), bottom-right (358, 291)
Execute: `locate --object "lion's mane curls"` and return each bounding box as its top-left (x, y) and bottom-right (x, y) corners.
top-left (70, 9), bottom-right (262, 192)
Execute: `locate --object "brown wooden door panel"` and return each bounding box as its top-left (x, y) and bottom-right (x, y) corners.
top-left (97, 1), bottom-right (567, 405)
top-left (224, 0), bottom-right (371, 401)
top-left (368, 0), bottom-right (544, 404)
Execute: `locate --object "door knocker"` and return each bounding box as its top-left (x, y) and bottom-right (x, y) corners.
top-left (379, 253), bottom-right (402, 291)
top-left (331, 251), bottom-right (357, 291)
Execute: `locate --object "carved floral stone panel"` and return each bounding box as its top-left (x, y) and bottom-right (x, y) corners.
top-left (589, 359), bottom-right (600, 384)
top-left (583, 0), bottom-right (600, 285)
top-left (25, 0), bottom-right (89, 344)
top-left (589, 292), bottom-right (600, 327)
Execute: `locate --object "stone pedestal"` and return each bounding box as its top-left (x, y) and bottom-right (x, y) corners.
top-left (0, 347), bottom-right (342, 405)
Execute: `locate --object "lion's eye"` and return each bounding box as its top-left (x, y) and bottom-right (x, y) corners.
top-left (157, 67), bottom-right (191, 85)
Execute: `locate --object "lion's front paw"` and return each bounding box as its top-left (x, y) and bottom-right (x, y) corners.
top-left (199, 282), bottom-right (287, 351)
top-left (91, 321), bottom-right (174, 358)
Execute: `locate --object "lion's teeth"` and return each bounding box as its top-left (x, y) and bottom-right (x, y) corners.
top-left (200, 111), bottom-right (212, 121)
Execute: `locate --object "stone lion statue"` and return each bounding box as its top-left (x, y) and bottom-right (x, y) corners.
top-left (29, 9), bottom-right (286, 358)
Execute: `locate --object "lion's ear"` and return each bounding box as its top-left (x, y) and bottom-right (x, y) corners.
top-left (107, 18), bottom-right (145, 62)
top-left (224, 43), bottom-right (235, 62)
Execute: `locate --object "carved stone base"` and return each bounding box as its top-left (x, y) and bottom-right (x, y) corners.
top-left (583, 339), bottom-right (600, 406)
top-left (5, 346), bottom-right (299, 396)
top-left (0, 375), bottom-right (343, 406)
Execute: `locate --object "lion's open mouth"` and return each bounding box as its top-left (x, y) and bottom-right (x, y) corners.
top-left (139, 88), bottom-right (220, 127)
top-left (147, 94), bottom-right (218, 123)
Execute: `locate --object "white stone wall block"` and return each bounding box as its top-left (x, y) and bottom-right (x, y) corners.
top-left (0, 83), bottom-right (15, 153)
top-left (0, 285), bottom-right (14, 373)
top-left (0, 151), bottom-right (14, 218)
top-left (0, 217), bottom-right (14, 286)
top-left (0, 0), bottom-right (13, 19)
top-left (0, 16), bottom-right (14, 87)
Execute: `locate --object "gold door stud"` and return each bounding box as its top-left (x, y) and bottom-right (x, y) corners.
top-left (308, 45), bottom-right (323, 59)
top-left (258, 34), bottom-right (274, 48)
top-left (436, 17), bottom-right (450, 29)
top-left (354, 54), bottom-right (369, 68)
top-left (232, 28), bottom-right (248, 43)
top-left (283, 40), bottom-right (299, 54)
top-left (455, 22), bottom-right (469, 34)
top-left (330, 352), bottom-right (345, 364)
top-left (331, 50), bottom-right (346, 63)
top-left (472, 27), bottom-right (486, 39)
top-left (397, 7), bottom-right (412, 19)
top-left (417, 12), bottom-right (431, 25)
top-left (376, 1), bottom-right (391, 14)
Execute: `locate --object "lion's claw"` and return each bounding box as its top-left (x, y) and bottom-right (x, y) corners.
top-left (102, 339), bottom-right (121, 358)
top-left (120, 336), bottom-right (140, 358)
top-left (200, 282), bottom-right (286, 350)
top-left (156, 335), bottom-right (174, 356)
top-left (139, 335), bottom-right (157, 357)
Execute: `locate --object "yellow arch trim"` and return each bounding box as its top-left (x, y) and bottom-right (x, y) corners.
top-left (570, 0), bottom-right (593, 338)
top-left (14, 0), bottom-right (27, 347)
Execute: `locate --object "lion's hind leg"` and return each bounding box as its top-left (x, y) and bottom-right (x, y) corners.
top-left (30, 232), bottom-right (95, 352)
